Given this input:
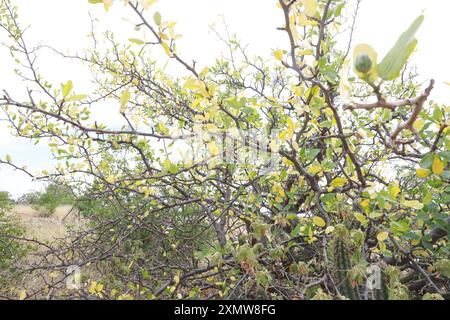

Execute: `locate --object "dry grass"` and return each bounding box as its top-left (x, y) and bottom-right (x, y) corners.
top-left (10, 204), bottom-right (83, 243)
top-left (4, 205), bottom-right (86, 299)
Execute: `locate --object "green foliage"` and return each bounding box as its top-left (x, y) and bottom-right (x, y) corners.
top-left (434, 259), bottom-right (450, 278)
top-left (422, 293), bottom-right (444, 300)
top-left (0, 191), bottom-right (13, 208)
top-left (0, 196), bottom-right (27, 290)
top-left (24, 184), bottom-right (75, 216)
top-left (311, 288), bottom-right (333, 300)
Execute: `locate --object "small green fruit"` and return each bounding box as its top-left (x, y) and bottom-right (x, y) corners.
top-left (355, 54), bottom-right (372, 74)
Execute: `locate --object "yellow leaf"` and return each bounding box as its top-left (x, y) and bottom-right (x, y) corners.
top-left (173, 275), bottom-right (180, 285)
top-left (89, 281), bottom-right (98, 294)
top-left (325, 226), bottom-right (335, 234)
top-left (411, 234), bottom-right (422, 246)
top-left (140, 0), bottom-right (157, 9)
top-left (354, 212), bottom-right (368, 224)
top-left (199, 66), bottom-right (209, 78)
top-left (157, 121), bottom-right (169, 135)
top-left (208, 141), bottom-right (220, 157)
top-left (302, 0), bottom-right (317, 16)
top-left (298, 12), bottom-right (318, 26)
top-left (19, 290), bottom-right (27, 300)
top-left (274, 49), bottom-right (283, 61)
top-left (49, 271), bottom-right (59, 278)
top-left (403, 200), bottom-right (424, 210)
top-left (416, 168), bottom-right (431, 178)
top-left (184, 78), bottom-right (209, 97)
top-left (292, 85), bottom-right (303, 96)
top-left (20, 122), bottom-right (33, 136)
top-left (161, 41), bottom-right (172, 56)
top-left (106, 175), bottom-right (117, 184)
top-left (413, 119), bottom-right (425, 131)
top-left (120, 90), bottom-right (131, 113)
top-left (432, 155), bottom-right (444, 175)
top-left (96, 283), bottom-right (104, 293)
top-left (360, 199), bottom-right (370, 209)
top-left (61, 80), bottom-right (73, 98)
top-left (389, 182), bottom-right (400, 199)
top-left (377, 231), bottom-right (389, 242)
top-left (331, 177), bottom-right (347, 188)
top-left (132, 113), bottom-right (140, 128)
top-left (312, 216), bottom-right (326, 227)
top-left (69, 105), bottom-right (79, 118)
top-left (103, 0), bottom-right (113, 11)
top-left (286, 117), bottom-right (294, 139)
top-left (308, 165), bottom-right (322, 175)
top-left (5, 154), bottom-right (11, 162)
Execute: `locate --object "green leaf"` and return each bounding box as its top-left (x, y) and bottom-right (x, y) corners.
top-left (325, 226), bottom-right (335, 234)
top-left (66, 94), bottom-right (88, 102)
top-left (377, 15), bottom-right (424, 81)
top-left (420, 153), bottom-right (433, 169)
top-left (377, 231), bottom-right (389, 242)
top-left (120, 90), bottom-right (131, 113)
top-left (62, 80), bottom-right (73, 98)
top-left (330, 177), bottom-right (347, 188)
top-left (153, 12), bottom-right (162, 26)
top-left (88, 0), bottom-right (103, 3)
top-left (354, 212), bottom-right (368, 224)
top-left (312, 216), bottom-right (326, 227)
top-left (438, 151), bottom-right (450, 162)
top-left (403, 200), bottom-right (424, 210)
top-left (129, 38), bottom-right (145, 45)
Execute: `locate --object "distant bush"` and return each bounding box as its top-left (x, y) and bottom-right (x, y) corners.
top-left (21, 184), bottom-right (76, 216)
top-left (0, 191), bottom-right (13, 208)
top-left (0, 193), bottom-right (27, 291)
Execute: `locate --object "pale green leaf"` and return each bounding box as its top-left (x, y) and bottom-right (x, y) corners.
top-left (354, 212), bottom-right (368, 224)
top-left (377, 15), bottom-right (424, 81)
top-left (66, 94), bottom-right (88, 102)
top-left (62, 80), bottom-right (73, 98)
top-left (129, 38), bottom-right (145, 45)
top-left (120, 90), bottom-right (131, 113)
top-left (312, 216), bottom-right (326, 227)
top-left (377, 231), bottom-right (389, 242)
top-left (153, 12), bottom-right (162, 26)
top-left (403, 200), bottom-right (424, 210)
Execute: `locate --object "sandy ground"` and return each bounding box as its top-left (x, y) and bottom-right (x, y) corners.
top-left (10, 205), bottom-right (83, 243)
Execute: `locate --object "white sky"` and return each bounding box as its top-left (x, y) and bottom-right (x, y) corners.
top-left (0, 0), bottom-right (449, 198)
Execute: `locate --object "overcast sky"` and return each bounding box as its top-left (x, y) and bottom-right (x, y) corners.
top-left (0, 0), bottom-right (449, 198)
